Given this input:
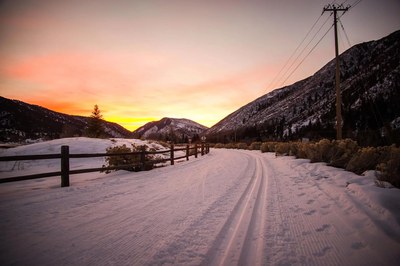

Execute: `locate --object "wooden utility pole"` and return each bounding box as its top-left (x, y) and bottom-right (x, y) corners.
top-left (323, 4), bottom-right (349, 140)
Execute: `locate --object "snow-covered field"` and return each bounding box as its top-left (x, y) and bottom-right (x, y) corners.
top-left (0, 138), bottom-right (399, 265)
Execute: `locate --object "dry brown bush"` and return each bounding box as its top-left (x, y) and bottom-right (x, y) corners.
top-left (377, 146), bottom-right (400, 188)
top-left (249, 142), bottom-right (262, 150)
top-left (236, 143), bottom-right (248, 150)
top-left (346, 147), bottom-right (380, 174)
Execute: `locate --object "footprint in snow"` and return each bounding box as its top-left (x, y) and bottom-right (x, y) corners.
top-left (316, 224), bottom-right (331, 232)
top-left (313, 246), bottom-right (332, 257)
top-left (304, 210), bottom-right (317, 216)
top-left (351, 242), bottom-right (366, 250)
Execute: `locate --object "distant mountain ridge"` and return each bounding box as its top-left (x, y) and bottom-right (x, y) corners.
top-left (0, 97), bottom-right (132, 142)
top-left (133, 117), bottom-right (208, 142)
top-left (205, 30), bottom-right (400, 146)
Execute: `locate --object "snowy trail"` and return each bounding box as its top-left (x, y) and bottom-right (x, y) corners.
top-left (1, 148), bottom-right (399, 265)
top-left (204, 154), bottom-right (268, 266)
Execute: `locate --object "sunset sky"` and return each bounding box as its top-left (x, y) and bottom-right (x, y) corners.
top-left (1, 0), bottom-right (399, 131)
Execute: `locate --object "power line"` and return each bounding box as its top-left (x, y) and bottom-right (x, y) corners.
top-left (275, 13), bottom-right (333, 89)
top-left (266, 14), bottom-right (324, 91)
top-left (264, 0), bottom-right (362, 93)
top-left (350, 0), bottom-right (363, 10)
top-left (339, 18), bottom-right (352, 48)
top-left (280, 23), bottom-right (334, 86)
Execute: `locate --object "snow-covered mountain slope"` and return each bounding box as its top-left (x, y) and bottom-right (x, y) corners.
top-left (0, 97), bottom-right (132, 142)
top-left (206, 30), bottom-right (400, 146)
top-left (133, 117), bottom-right (208, 141)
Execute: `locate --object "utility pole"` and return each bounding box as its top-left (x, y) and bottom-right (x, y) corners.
top-left (323, 4), bottom-right (349, 140)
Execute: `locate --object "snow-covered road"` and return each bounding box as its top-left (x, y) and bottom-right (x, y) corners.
top-left (1, 149), bottom-right (399, 265)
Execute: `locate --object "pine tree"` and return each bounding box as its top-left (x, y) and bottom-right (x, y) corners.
top-left (86, 104), bottom-right (105, 138)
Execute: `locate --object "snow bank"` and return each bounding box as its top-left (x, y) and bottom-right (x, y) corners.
top-left (0, 137), bottom-right (169, 181)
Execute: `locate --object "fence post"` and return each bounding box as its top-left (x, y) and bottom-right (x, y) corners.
top-left (194, 144), bottom-right (198, 158)
top-left (140, 146), bottom-right (146, 171)
top-left (201, 143), bottom-right (204, 156)
top-left (186, 144), bottom-right (189, 161)
top-left (61, 145), bottom-right (70, 187)
top-left (170, 144), bottom-right (174, 165)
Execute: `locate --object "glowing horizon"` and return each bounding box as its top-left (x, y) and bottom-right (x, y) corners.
top-left (1, 0), bottom-right (399, 131)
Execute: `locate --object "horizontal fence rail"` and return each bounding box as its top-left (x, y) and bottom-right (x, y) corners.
top-left (0, 143), bottom-right (210, 187)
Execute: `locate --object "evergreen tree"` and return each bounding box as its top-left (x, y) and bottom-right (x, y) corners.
top-left (86, 104), bottom-right (105, 138)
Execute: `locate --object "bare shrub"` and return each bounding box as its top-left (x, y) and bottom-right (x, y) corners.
top-left (261, 142), bottom-right (276, 153)
top-left (236, 143), bottom-right (248, 150)
top-left (346, 147), bottom-right (380, 174)
top-left (377, 146), bottom-right (400, 188)
top-left (214, 143), bottom-right (225, 149)
top-left (316, 139), bottom-right (335, 163)
top-left (275, 142), bottom-right (291, 156)
top-left (291, 142), bottom-right (307, 158)
top-left (249, 142), bottom-right (262, 151)
top-left (330, 139), bottom-right (359, 168)
top-left (300, 143), bottom-right (321, 162)
top-left (102, 144), bottom-right (154, 173)
top-left (224, 143), bottom-right (235, 149)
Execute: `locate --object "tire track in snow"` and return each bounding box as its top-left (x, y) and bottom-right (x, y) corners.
top-left (147, 151), bottom-right (258, 265)
top-left (203, 153), bottom-right (268, 266)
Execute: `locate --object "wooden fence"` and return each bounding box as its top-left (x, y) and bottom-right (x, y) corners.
top-left (0, 143), bottom-right (210, 187)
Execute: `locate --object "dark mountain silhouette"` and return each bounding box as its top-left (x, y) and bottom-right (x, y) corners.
top-left (0, 97), bottom-right (132, 142)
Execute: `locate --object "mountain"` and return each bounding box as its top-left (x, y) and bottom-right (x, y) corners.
top-left (0, 97), bottom-right (132, 142)
top-left (205, 30), bottom-right (400, 146)
top-left (133, 117), bottom-right (208, 142)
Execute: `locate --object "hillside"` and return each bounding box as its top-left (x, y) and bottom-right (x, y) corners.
top-left (206, 30), bottom-right (400, 146)
top-left (0, 97), bottom-right (132, 142)
top-left (133, 117), bottom-right (208, 142)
